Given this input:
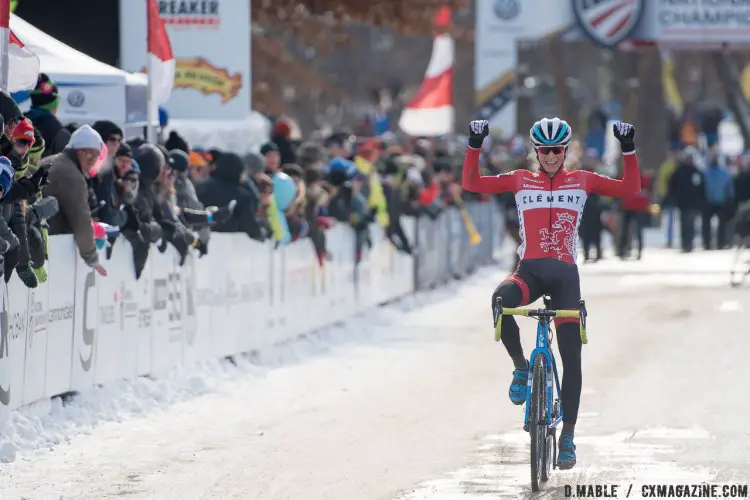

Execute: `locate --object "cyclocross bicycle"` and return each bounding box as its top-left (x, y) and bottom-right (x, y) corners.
top-left (493, 296), bottom-right (587, 492)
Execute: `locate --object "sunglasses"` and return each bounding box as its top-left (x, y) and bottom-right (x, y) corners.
top-left (107, 136), bottom-right (122, 143)
top-left (15, 139), bottom-right (33, 147)
top-left (538, 146), bottom-right (565, 155)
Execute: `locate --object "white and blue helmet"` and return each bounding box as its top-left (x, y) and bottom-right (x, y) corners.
top-left (529, 118), bottom-right (572, 149)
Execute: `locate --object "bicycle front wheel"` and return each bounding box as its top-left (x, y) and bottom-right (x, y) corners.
top-left (529, 354), bottom-right (548, 492)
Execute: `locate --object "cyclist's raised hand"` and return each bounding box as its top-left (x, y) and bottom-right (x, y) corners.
top-left (468, 120), bottom-right (490, 149)
top-left (613, 121), bottom-right (635, 153)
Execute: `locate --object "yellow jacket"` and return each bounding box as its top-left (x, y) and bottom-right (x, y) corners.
top-left (354, 155), bottom-right (389, 227)
top-left (266, 195), bottom-right (285, 242)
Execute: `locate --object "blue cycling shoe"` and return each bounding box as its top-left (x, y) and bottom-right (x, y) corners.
top-left (557, 432), bottom-right (577, 469)
top-left (508, 362), bottom-right (529, 405)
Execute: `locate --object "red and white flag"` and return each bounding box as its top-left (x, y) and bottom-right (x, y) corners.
top-left (7, 27), bottom-right (39, 92)
top-left (3, 6), bottom-right (39, 92)
top-left (147, 0), bottom-right (174, 104)
top-left (398, 6), bottom-right (454, 137)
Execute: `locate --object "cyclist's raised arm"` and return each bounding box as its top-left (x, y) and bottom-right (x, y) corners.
top-left (461, 120), bottom-right (518, 194)
top-left (585, 151), bottom-right (641, 198)
top-left (462, 147), bottom-right (519, 193)
top-left (585, 121), bottom-right (641, 198)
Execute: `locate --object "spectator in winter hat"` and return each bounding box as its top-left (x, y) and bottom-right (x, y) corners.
top-left (23, 73), bottom-right (71, 158)
top-left (10, 118), bottom-right (35, 165)
top-left (41, 124), bottom-right (107, 276)
top-left (270, 118), bottom-right (296, 165)
top-left (114, 143), bottom-right (133, 178)
top-left (0, 116), bottom-right (41, 287)
top-left (0, 156), bottom-right (14, 199)
top-left (244, 151), bottom-right (265, 178)
top-left (165, 130), bottom-right (189, 153)
top-left (195, 152), bottom-right (264, 241)
top-left (260, 141), bottom-right (281, 175)
top-left (170, 149), bottom-right (205, 215)
top-left (10, 121), bottom-right (57, 288)
top-left (91, 120), bottom-right (123, 160)
top-left (91, 123), bottom-right (126, 228)
top-left (0, 90), bottom-right (24, 154)
top-left (188, 151), bottom-right (211, 184)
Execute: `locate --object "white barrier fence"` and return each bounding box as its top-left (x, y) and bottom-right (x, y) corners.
top-left (0, 220), bottom-right (416, 419)
top-left (0, 202), bottom-right (503, 421)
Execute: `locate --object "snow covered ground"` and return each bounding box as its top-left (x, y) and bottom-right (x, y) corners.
top-left (0, 231), bottom-right (748, 499)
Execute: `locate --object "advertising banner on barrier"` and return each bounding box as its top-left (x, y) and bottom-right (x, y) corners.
top-left (119, 0), bottom-right (252, 120)
top-left (0, 205), bottom-right (500, 417)
top-left (44, 240), bottom-right (76, 398)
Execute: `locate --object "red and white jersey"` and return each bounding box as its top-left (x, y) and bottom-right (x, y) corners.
top-left (462, 148), bottom-right (641, 264)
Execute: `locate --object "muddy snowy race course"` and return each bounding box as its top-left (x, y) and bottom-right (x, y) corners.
top-left (0, 236), bottom-right (748, 499)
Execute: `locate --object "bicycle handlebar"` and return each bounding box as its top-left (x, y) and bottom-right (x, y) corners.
top-left (493, 299), bottom-right (588, 345)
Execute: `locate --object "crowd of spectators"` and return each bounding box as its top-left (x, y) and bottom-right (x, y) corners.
top-left (0, 73), bottom-right (476, 288)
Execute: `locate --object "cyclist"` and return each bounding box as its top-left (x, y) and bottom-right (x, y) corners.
top-left (462, 118), bottom-right (640, 469)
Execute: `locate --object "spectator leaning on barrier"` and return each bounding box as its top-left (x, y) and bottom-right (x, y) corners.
top-left (42, 124), bottom-right (107, 277)
top-left (149, 145), bottom-right (199, 265)
top-left (90, 120), bottom-right (123, 227)
top-left (281, 163), bottom-right (309, 241)
top-left (303, 167), bottom-right (333, 265)
top-left (5, 119), bottom-right (53, 288)
top-left (23, 73), bottom-right (71, 158)
top-left (17, 125), bottom-right (58, 283)
top-left (195, 152), bottom-right (264, 241)
top-left (105, 150), bottom-right (141, 257)
top-left (167, 148), bottom-right (236, 258)
top-left (0, 117), bottom-right (41, 287)
top-left (354, 139), bottom-right (389, 228)
top-left (126, 143), bottom-right (167, 277)
top-left (188, 151), bottom-right (211, 184)
top-left (152, 150), bottom-right (197, 264)
top-left (381, 160), bottom-right (412, 255)
top-left (0, 157), bottom-right (16, 273)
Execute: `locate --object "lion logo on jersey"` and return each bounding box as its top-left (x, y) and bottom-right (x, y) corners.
top-left (539, 212), bottom-right (576, 259)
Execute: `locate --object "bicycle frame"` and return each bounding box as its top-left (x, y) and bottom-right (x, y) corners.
top-left (523, 318), bottom-right (563, 432)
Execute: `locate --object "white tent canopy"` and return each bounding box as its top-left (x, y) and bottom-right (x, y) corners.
top-left (10, 14), bottom-right (149, 128)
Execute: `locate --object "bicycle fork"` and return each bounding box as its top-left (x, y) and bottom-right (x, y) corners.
top-left (523, 349), bottom-right (564, 434)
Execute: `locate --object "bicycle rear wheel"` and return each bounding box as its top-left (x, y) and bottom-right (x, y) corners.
top-left (529, 355), bottom-right (548, 492)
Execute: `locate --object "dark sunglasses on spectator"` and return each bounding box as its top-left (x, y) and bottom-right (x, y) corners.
top-left (16, 139), bottom-right (33, 147)
top-left (537, 146), bottom-right (565, 155)
top-left (108, 136), bottom-right (122, 143)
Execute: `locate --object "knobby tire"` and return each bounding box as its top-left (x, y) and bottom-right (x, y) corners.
top-left (529, 354), bottom-right (547, 492)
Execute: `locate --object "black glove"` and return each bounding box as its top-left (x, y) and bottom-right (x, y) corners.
top-left (613, 121), bottom-right (636, 153)
top-left (195, 238), bottom-right (208, 258)
top-left (15, 177), bottom-right (39, 200)
top-left (30, 167), bottom-right (49, 189)
top-left (169, 232), bottom-right (190, 266)
top-left (140, 222), bottom-right (163, 243)
top-left (468, 120), bottom-right (489, 149)
top-left (105, 235), bottom-right (117, 260)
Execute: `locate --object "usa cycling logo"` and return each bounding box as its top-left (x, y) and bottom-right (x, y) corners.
top-left (573, 0), bottom-right (644, 48)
